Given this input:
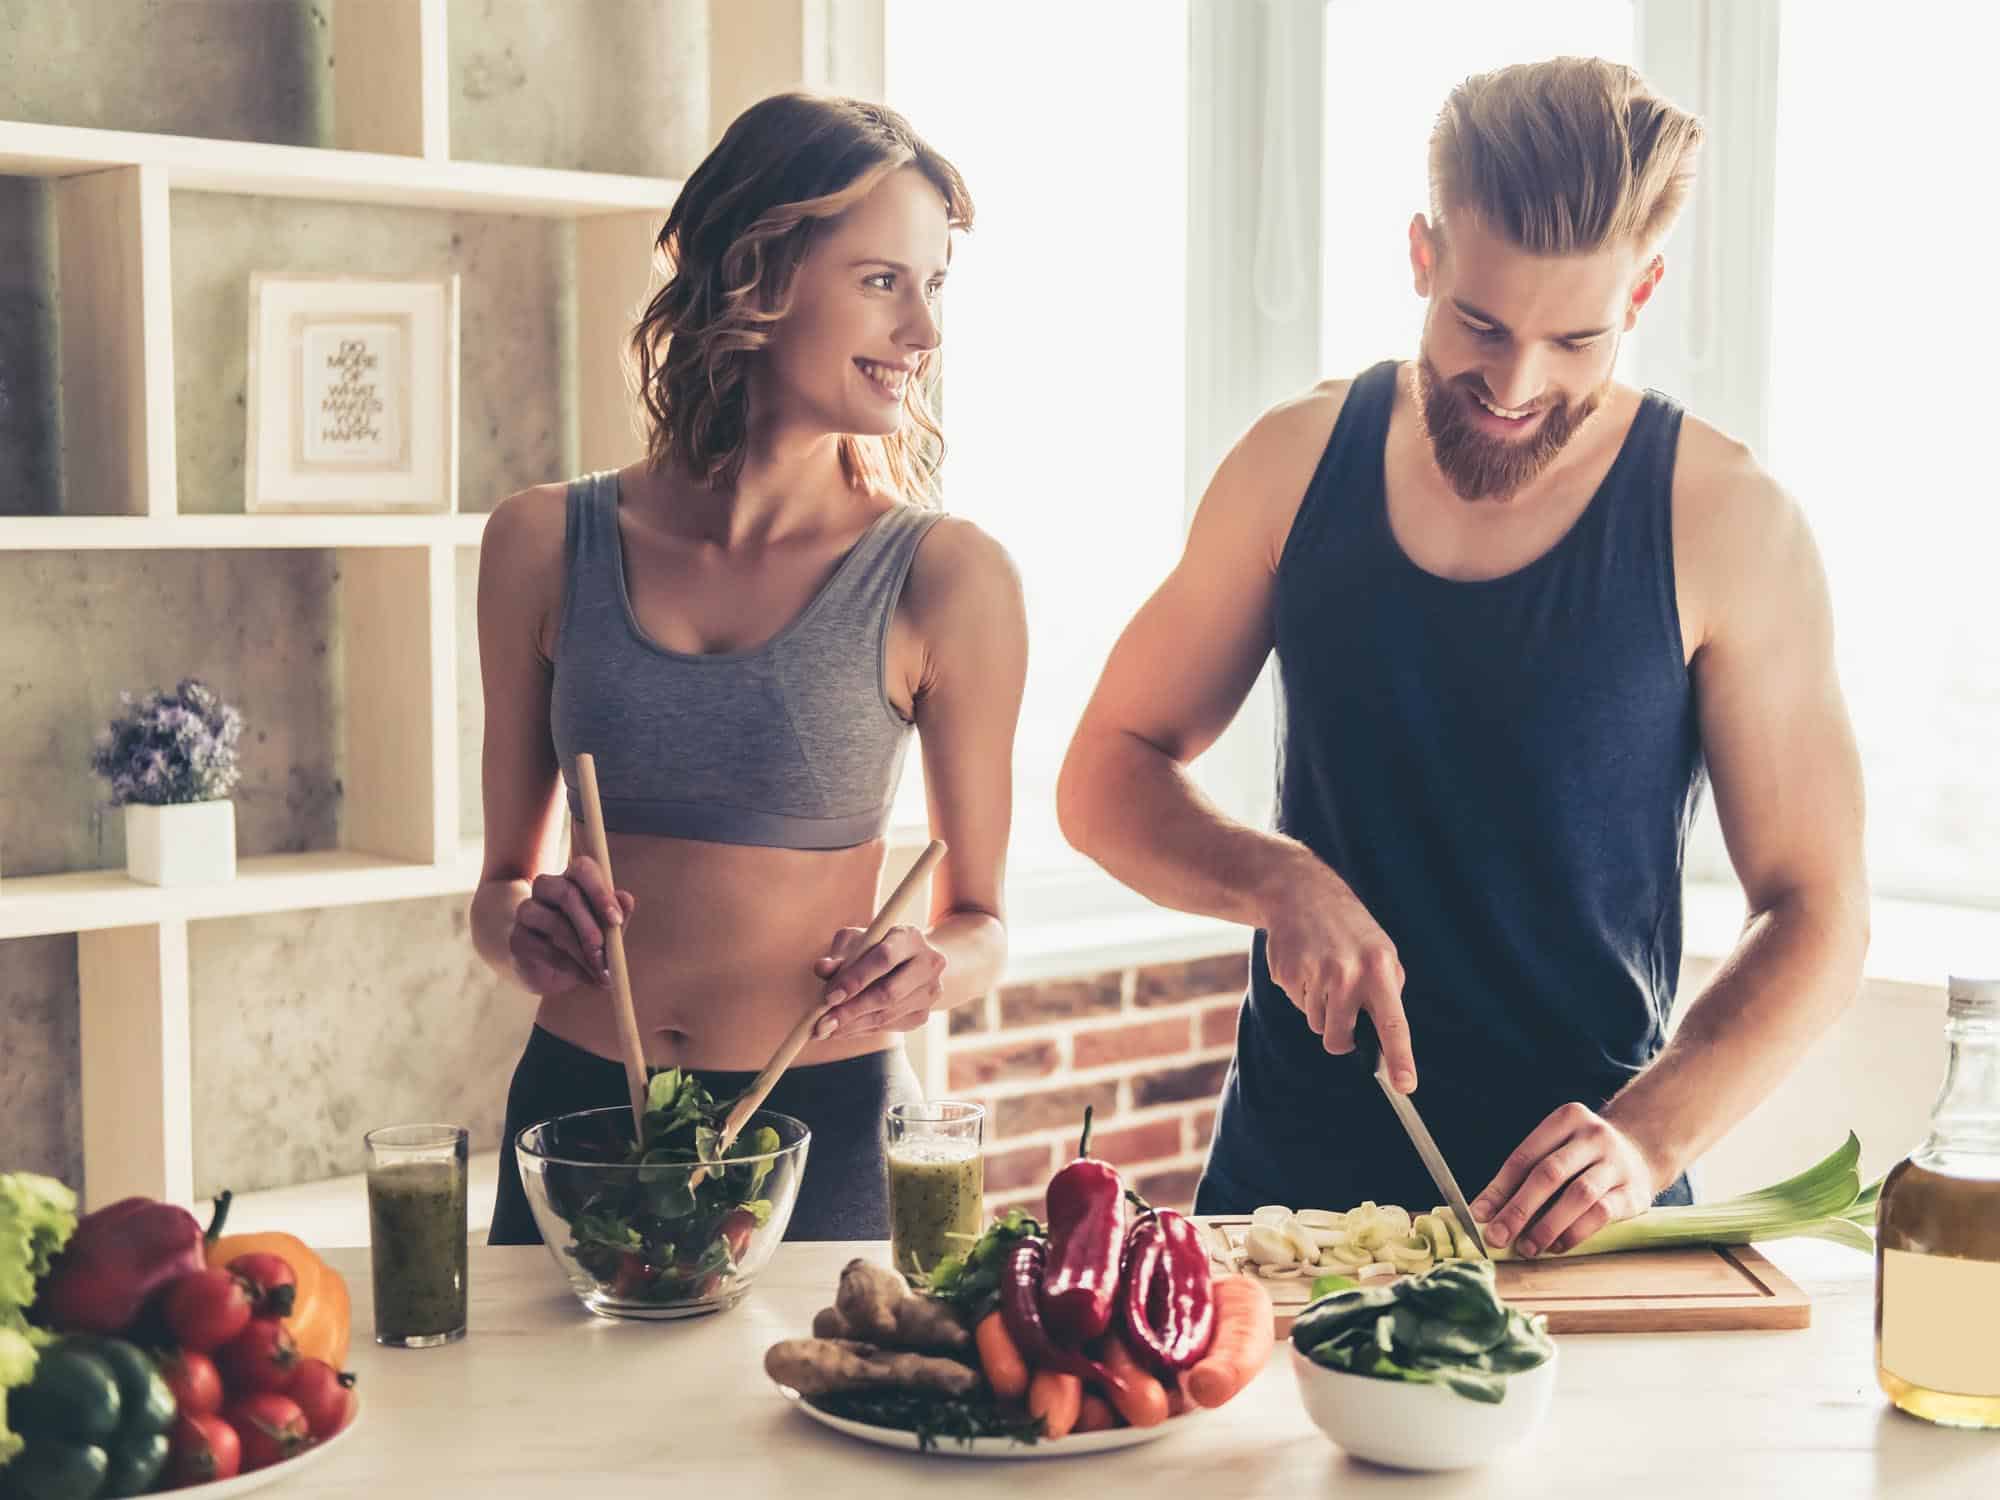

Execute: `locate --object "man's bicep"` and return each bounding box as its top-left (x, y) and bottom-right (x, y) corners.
top-left (1694, 486), bottom-right (1866, 912)
top-left (1074, 384), bottom-right (1340, 766)
top-left (1081, 553), bottom-right (1278, 763)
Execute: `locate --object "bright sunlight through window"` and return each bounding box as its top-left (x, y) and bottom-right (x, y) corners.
top-left (1320, 1), bottom-right (1636, 380)
top-left (884, 2), bottom-right (1189, 872)
top-left (1764, 1), bottom-right (2000, 908)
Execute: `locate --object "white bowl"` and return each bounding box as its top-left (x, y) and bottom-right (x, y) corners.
top-left (1290, 1337), bottom-right (1557, 1471)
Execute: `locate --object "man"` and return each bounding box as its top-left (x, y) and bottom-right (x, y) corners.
top-left (1057, 58), bottom-right (1868, 1256)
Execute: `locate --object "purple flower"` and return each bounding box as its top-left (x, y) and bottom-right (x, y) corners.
top-left (90, 677), bottom-right (246, 806)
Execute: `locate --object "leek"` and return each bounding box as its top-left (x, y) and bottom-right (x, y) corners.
top-left (1486, 1132), bottom-right (1874, 1260)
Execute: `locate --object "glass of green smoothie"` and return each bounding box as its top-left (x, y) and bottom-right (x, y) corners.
top-left (883, 1101), bottom-right (985, 1278)
top-left (365, 1123), bottom-right (469, 1348)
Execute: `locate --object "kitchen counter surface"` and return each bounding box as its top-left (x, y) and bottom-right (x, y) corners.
top-left (280, 1239), bottom-right (1994, 1497)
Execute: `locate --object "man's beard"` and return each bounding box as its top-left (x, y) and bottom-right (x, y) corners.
top-left (1416, 353), bottom-right (1607, 503)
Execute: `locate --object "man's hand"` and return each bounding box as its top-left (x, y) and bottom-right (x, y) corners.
top-left (1470, 1103), bottom-right (1672, 1257)
top-left (1260, 858), bottom-right (1418, 1092)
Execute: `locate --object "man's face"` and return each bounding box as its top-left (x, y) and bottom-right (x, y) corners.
top-left (1410, 210), bottom-right (1655, 503)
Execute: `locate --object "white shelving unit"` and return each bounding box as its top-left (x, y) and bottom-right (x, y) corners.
top-left (0, 0), bottom-right (869, 1211)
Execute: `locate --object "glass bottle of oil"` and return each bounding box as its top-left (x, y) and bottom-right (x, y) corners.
top-left (1875, 974), bottom-right (2000, 1427)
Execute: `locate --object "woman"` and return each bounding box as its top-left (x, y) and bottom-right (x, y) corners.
top-left (471, 93), bottom-right (1026, 1244)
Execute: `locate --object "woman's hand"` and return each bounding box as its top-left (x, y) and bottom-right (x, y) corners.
top-left (507, 854), bottom-right (636, 998)
top-left (811, 924), bottom-right (949, 1039)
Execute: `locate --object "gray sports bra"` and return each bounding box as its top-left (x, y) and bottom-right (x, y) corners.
top-left (549, 469), bottom-right (943, 850)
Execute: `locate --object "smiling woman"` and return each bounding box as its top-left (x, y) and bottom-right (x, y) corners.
top-left (468, 93), bottom-right (1029, 1253)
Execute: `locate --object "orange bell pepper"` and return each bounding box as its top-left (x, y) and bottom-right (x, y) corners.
top-left (204, 1194), bottom-right (351, 1367)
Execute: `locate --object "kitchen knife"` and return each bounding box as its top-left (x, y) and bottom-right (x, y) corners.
top-left (1356, 1015), bottom-right (1491, 1259)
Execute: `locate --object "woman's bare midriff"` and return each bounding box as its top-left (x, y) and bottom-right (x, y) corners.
top-left (528, 829), bottom-right (905, 1073)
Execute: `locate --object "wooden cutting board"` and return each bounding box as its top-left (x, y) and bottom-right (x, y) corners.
top-left (1196, 1218), bottom-right (1811, 1334)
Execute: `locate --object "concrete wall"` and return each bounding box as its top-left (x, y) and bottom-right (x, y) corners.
top-left (0, 1), bottom-right (705, 1196)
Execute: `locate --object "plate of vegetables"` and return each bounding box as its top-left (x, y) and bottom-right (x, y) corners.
top-left (765, 1110), bottom-right (1273, 1456)
top-left (2, 1171), bottom-right (360, 1499)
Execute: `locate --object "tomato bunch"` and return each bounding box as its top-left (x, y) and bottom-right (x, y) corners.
top-left (148, 1257), bottom-right (356, 1486)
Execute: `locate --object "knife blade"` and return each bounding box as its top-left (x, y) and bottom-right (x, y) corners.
top-left (1355, 1017), bottom-right (1490, 1259)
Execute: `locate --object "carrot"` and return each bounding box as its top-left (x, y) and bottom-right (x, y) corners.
top-left (1096, 1331), bottom-right (1170, 1428)
top-left (1185, 1274), bottom-right (1275, 1409)
top-left (975, 1310), bottom-right (1030, 1400)
top-left (1027, 1369), bottom-right (1084, 1439)
top-left (1074, 1392), bottom-right (1119, 1433)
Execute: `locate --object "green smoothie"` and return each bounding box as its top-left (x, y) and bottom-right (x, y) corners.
top-left (367, 1160), bottom-right (468, 1345)
top-left (886, 1140), bottom-right (984, 1277)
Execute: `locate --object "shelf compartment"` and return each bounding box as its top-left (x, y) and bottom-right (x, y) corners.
top-left (0, 513), bottom-right (490, 550)
top-left (0, 845), bottom-right (484, 942)
top-left (0, 121), bottom-right (681, 217)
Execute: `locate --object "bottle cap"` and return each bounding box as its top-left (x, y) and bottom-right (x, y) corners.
top-left (1947, 975), bottom-right (2000, 1019)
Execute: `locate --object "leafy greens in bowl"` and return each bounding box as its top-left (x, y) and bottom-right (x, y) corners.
top-left (1291, 1259), bottom-right (1553, 1402)
top-left (1288, 1259), bottom-right (1556, 1471)
top-left (515, 1070), bottom-right (810, 1320)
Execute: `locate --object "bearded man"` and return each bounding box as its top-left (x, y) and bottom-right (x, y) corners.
top-left (1057, 57), bottom-right (1869, 1256)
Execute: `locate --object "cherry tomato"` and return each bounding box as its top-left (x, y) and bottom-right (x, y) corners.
top-left (719, 1207), bottom-right (758, 1261)
top-left (285, 1358), bottom-right (356, 1440)
top-left (224, 1392), bottom-right (310, 1472)
top-left (157, 1348), bottom-right (224, 1418)
top-left (610, 1254), bottom-right (657, 1300)
top-left (226, 1251), bottom-right (299, 1318)
top-left (161, 1268), bottom-right (255, 1354)
top-left (167, 1412), bottom-right (242, 1485)
top-left (217, 1317), bottom-right (301, 1394)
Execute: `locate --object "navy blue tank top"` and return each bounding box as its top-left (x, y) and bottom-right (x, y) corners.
top-left (1202, 360), bottom-right (1706, 1213)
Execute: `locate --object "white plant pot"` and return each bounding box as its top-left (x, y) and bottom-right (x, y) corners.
top-left (124, 800), bottom-right (237, 887)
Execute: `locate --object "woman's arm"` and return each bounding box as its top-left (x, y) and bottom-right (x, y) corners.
top-left (813, 516), bottom-right (1028, 1039)
top-left (469, 485), bottom-right (630, 997)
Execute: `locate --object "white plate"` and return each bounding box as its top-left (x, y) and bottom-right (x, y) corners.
top-left (181, 1395), bottom-right (363, 1497)
top-left (776, 1382), bottom-right (1201, 1459)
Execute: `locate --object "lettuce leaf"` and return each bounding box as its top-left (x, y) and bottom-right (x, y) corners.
top-left (0, 1172), bottom-right (79, 1467)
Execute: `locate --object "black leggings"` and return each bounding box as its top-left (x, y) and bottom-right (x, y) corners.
top-left (489, 1024), bottom-right (922, 1245)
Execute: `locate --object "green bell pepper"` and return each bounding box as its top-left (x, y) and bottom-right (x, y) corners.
top-left (0, 1338), bottom-right (176, 1500)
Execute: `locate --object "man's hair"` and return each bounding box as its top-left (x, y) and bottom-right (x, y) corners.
top-left (1428, 57), bottom-right (1704, 256)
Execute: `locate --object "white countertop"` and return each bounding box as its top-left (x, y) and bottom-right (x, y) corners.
top-left (284, 1240), bottom-right (1996, 1498)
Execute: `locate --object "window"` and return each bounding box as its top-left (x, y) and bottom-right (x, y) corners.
top-left (1320, 1), bottom-right (1638, 380)
top-left (883, 2), bottom-right (1190, 876)
top-left (1749, 0), bottom-right (2000, 909)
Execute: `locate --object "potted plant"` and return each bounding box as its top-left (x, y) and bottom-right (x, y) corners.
top-left (90, 679), bottom-right (244, 887)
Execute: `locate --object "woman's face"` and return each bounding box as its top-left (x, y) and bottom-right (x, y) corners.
top-left (761, 165), bottom-right (952, 440)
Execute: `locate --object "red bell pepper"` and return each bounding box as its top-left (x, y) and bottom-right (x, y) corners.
top-left (38, 1191), bottom-right (232, 1336)
top-left (999, 1237), bottom-right (1133, 1402)
top-left (1038, 1107), bottom-right (1128, 1345)
top-left (1119, 1207), bottom-right (1216, 1377)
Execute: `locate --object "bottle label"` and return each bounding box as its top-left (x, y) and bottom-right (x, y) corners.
top-left (1881, 1248), bottom-right (2000, 1394)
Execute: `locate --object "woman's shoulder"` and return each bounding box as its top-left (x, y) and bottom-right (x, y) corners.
top-left (481, 481), bottom-right (576, 577)
top-left (899, 510), bottom-right (1025, 637)
top-left (476, 482), bottom-right (574, 647)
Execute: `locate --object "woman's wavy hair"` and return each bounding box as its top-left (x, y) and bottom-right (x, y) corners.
top-left (631, 92), bottom-right (973, 505)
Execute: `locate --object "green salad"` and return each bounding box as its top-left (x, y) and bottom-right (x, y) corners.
top-left (1290, 1259), bottom-right (1554, 1404)
top-left (561, 1070), bottom-right (782, 1305)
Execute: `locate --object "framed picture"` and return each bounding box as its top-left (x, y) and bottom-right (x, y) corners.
top-left (246, 272), bottom-right (460, 513)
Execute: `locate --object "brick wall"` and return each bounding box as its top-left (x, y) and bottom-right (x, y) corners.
top-left (949, 951), bottom-right (1248, 1219)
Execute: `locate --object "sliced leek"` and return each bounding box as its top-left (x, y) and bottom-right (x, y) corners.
top-left (1218, 1135), bottom-right (1877, 1281)
top-left (1485, 1133), bottom-right (1870, 1261)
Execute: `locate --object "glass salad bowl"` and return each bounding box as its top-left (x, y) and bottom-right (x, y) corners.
top-left (515, 1104), bottom-right (810, 1320)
